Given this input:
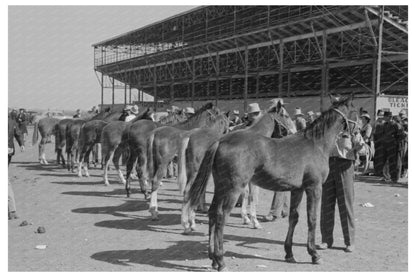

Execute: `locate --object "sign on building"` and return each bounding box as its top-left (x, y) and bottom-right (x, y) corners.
top-left (376, 95), bottom-right (408, 115)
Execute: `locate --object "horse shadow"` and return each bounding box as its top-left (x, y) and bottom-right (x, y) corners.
top-left (16, 162), bottom-right (63, 171)
top-left (62, 188), bottom-right (129, 198)
top-left (90, 239), bottom-right (307, 271)
top-left (356, 175), bottom-right (408, 188)
top-left (52, 180), bottom-right (110, 186)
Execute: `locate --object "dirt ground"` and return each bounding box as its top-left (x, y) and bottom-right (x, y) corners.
top-left (8, 126), bottom-right (408, 271)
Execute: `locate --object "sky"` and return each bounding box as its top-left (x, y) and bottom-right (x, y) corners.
top-left (8, 5), bottom-right (196, 111)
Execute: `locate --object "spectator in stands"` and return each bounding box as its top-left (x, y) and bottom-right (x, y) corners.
top-left (89, 106), bottom-right (98, 114)
top-left (293, 107), bottom-right (307, 131)
top-left (400, 116), bottom-right (408, 178)
top-left (316, 111), bottom-right (322, 118)
top-left (73, 109), bottom-right (82, 118)
top-left (119, 106), bottom-right (130, 121)
top-left (372, 109), bottom-right (385, 176)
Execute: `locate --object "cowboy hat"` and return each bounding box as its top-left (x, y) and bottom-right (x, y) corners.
top-left (294, 107), bottom-right (304, 116)
top-left (383, 111), bottom-right (392, 117)
top-left (247, 103), bottom-right (261, 114)
top-left (184, 107), bottom-right (195, 114)
top-left (233, 110), bottom-right (240, 115)
top-left (131, 105), bottom-right (139, 114)
top-left (307, 111), bottom-right (315, 116)
top-left (361, 113), bottom-right (371, 120)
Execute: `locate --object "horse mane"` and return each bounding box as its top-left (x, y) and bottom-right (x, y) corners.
top-left (131, 107), bottom-right (153, 123)
top-left (304, 96), bottom-right (351, 141)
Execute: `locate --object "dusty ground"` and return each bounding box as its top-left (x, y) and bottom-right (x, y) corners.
top-left (8, 126), bottom-right (408, 271)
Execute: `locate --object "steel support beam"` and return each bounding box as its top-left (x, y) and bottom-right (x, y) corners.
top-left (244, 45), bottom-right (248, 112)
top-left (321, 30), bottom-right (327, 112)
top-left (111, 77), bottom-right (115, 106)
top-left (101, 72), bottom-right (104, 112)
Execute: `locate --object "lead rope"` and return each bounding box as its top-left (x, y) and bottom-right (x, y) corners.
top-left (331, 108), bottom-right (359, 135)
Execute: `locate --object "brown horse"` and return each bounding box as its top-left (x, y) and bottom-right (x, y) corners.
top-left (101, 108), bottom-right (154, 186)
top-left (32, 117), bottom-right (61, 164)
top-left (185, 95), bottom-right (357, 270)
top-left (146, 103), bottom-right (228, 219)
top-left (65, 119), bottom-right (87, 172)
top-left (123, 111), bottom-right (188, 197)
top-left (180, 102), bottom-right (296, 234)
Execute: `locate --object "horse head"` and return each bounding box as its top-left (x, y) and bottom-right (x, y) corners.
top-left (268, 100), bottom-right (297, 136)
top-left (329, 94), bottom-right (359, 134)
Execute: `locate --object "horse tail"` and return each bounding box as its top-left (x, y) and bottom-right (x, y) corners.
top-left (188, 140), bottom-right (219, 209)
top-left (177, 135), bottom-right (191, 194)
top-left (32, 121), bottom-right (39, 145)
top-left (146, 132), bottom-right (156, 180)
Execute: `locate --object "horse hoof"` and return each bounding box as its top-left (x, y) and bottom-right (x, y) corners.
top-left (191, 225), bottom-right (197, 231)
top-left (285, 256), bottom-right (297, 263)
top-left (104, 182), bottom-right (110, 186)
top-left (85, 173), bottom-right (90, 178)
top-left (183, 228), bottom-right (192, 235)
top-left (211, 262), bottom-right (219, 270)
top-left (312, 256), bottom-right (322, 265)
top-left (253, 222), bottom-right (262, 229)
top-left (217, 266), bottom-right (227, 272)
top-left (78, 174), bottom-right (83, 178)
top-left (242, 216), bottom-right (251, 225)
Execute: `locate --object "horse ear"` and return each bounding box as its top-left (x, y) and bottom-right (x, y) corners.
top-left (328, 93), bottom-right (335, 104)
top-left (277, 100), bottom-right (282, 112)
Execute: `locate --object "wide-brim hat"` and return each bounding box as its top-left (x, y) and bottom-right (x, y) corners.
top-left (361, 113), bottom-right (371, 120)
top-left (233, 110), bottom-right (239, 115)
top-left (247, 103), bottom-right (261, 114)
top-left (294, 107), bottom-right (304, 116)
top-left (185, 107), bottom-right (195, 114)
top-left (131, 105), bottom-right (139, 114)
top-left (307, 111), bottom-right (315, 116)
top-left (383, 111), bottom-right (392, 117)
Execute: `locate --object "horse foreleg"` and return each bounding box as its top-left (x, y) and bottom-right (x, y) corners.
top-left (40, 138), bottom-right (48, 164)
top-left (284, 188), bottom-right (304, 263)
top-left (305, 186), bottom-right (322, 264)
top-left (148, 162), bottom-right (167, 220)
top-left (113, 146), bottom-right (126, 185)
top-left (83, 146), bottom-right (92, 177)
top-left (249, 184), bottom-right (261, 229)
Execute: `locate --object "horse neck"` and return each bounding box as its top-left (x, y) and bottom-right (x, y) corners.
top-left (248, 113), bottom-right (275, 137)
top-left (311, 112), bottom-right (347, 156)
top-left (206, 115), bottom-right (227, 134)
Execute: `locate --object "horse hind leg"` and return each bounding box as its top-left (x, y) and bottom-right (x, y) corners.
top-left (284, 188), bottom-right (304, 263)
top-left (113, 147), bottom-right (126, 185)
top-left (305, 186), bottom-right (322, 264)
top-left (249, 184), bottom-right (262, 229)
top-left (103, 150), bottom-right (114, 186)
top-left (125, 151), bottom-right (138, 197)
top-left (240, 186), bottom-right (251, 225)
top-left (212, 187), bottom-right (241, 272)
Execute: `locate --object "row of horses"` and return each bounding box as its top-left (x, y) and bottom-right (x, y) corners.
top-left (31, 95), bottom-right (357, 271)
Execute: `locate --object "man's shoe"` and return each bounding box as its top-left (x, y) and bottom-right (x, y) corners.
top-left (263, 214), bottom-right (277, 222)
top-left (344, 245), bottom-right (354, 253)
top-left (316, 242), bottom-right (332, 250)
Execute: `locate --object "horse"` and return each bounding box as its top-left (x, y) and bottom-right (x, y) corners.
top-left (180, 101), bottom-right (296, 234)
top-left (184, 95), bottom-right (357, 270)
top-left (101, 108), bottom-right (154, 186)
top-left (65, 119), bottom-right (87, 172)
top-left (32, 117), bottom-right (61, 164)
top-left (123, 111), bottom-right (188, 197)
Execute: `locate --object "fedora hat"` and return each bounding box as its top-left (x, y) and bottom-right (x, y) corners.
top-left (131, 105), bottom-right (139, 114)
top-left (247, 103), bottom-right (261, 114)
top-left (184, 107), bottom-right (195, 114)
top-left (383, 111), bottom-right (392, 117)
top-left (294, 107), bottom-right (304, 116)
top-left (361, 113), bottom-right (371, 120)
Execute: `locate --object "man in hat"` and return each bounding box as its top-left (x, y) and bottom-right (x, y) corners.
top-left (230, 110), bottom-right (242, 127)
top-left (119, 105), bottom-right (131, 121)
top-left (73, 109), bottom-right (82, 118)
top-left (184, 107), bottom-right (195, 117)
top-left (293, 107), bottom-right (307, 132)
top-left (398, 109), bottom-right (407, 121)
top-left (372, 109), bottom-right (385, 176)
top-left (360, 113), bottom-right (372, 146)
top-left (16, 108), bottom-right (28, 141)
top-left (380, 111), bottom-right (403, 182)
top-left (306, 111), bottom-right (315, 127)
top-left (125, 105), bottom-right (139, 122)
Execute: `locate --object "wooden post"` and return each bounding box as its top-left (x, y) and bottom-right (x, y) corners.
top-left (100, 72), bottom-right (104, 112)
top-left (229, 77), bottom-right (233, 100)
top-left (216, 52), bottom-right (219, 106)
top-left (375, 6), bottom-right (384, 120)
top-left (111, 77), bottom-right (115, 107)
top-left (279, 39), bottom-right (284, 97)
top-left (192, 56), bottom-right (195, 107)
top-left (244, 46), bottom-right (248, 112)
top-left (321, 30), bottom-right (327, 112)
top-left (153, 65), bottom-right (157, 112)
top-left (129, 85), bottom-right (132, 104)
top-left (124, 82), bottom-right (127, 105)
